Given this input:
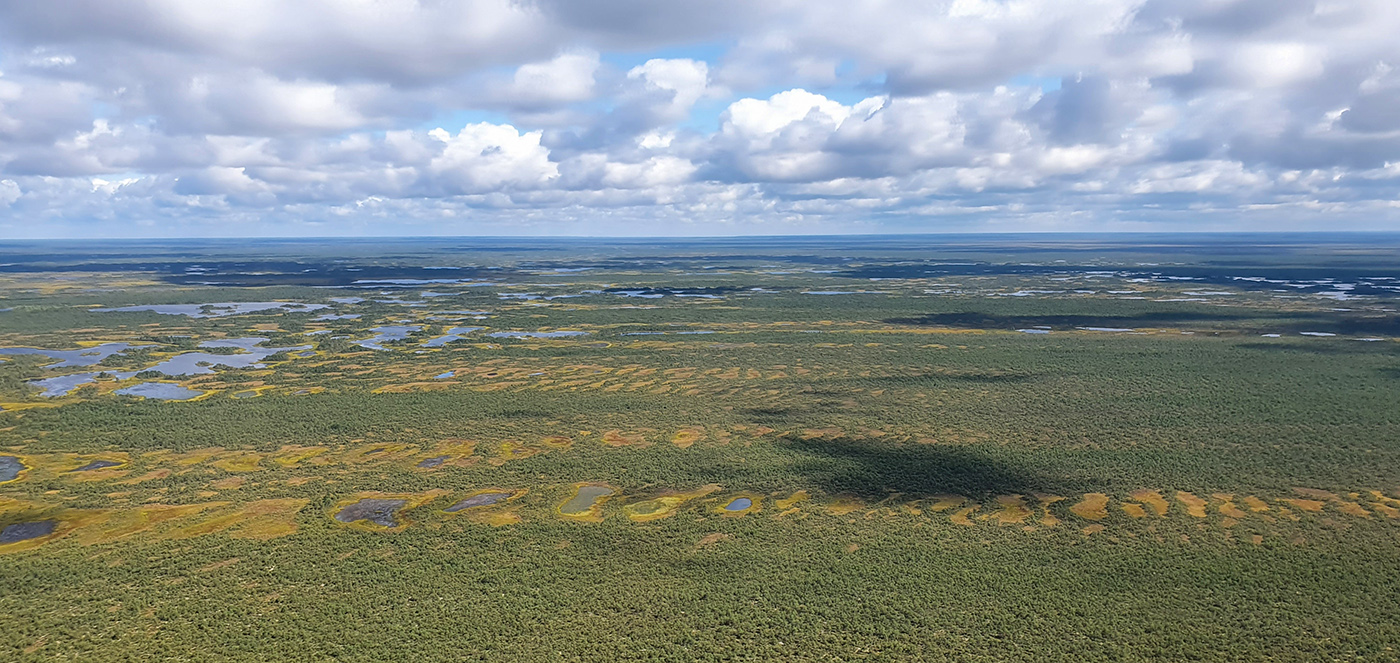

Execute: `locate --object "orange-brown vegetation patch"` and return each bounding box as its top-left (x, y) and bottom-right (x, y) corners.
top-left (826, 495), bottom-right (864, 516)
top-left (487, 441), bottom-right (544, 466)
top-left (1070, 493), bottom-right (1110, 521)
top-left (602, 430), bottom-right (650, 448)
top-left (695, 533), bottom-right (730, 549)
top-left (1082, 524), bottom-right (1106, 535)
top-left (1121, 503), bottom-right (1148, 519)
top-left (230, 499), bottom-right (311, 539)
top-left (950, 506), bottom-right (980, 526)
top-left (1368, 491), bottom-right (1400, 519)
top-left (1291, 488), bottom-right (1371, 518)
top-left (1243, 496), bottom-right (1271, 512)
top-left (374, 382), bottom-right (458, 393)
top-left (1294, 488), bottom-right (1341, 501)
top-left (1175, 491), bottom-right (1208, 518)
top-left (1281, 498), bottom-right (1326, 513)
top-left (149, 448), bottom-right (224, 467)
top-left (199, 558), bottom-right (240, 572)
top-left (1128, 489), bottom-right (1170, 517)
top-left (980, 495), bottom-right (1033, 525)
top-left (114, 469), bottom-right (171, 485)
top-left (77, 503), bottom-right (215, 545)
top-left (927, 495), bottom-right (967, 513)
top-left (1212, 494), bottom-right (1247, 519)
top-left (1034, 494), bottom-right (1066, 527)
top-left (540, 436), bottom-right (573, 449)
top-left (342, 443), bottom-right (416, 464)
top-left (671, 427), bottom-right (704, 449)
top-left (211, 476), bottom-right (246, 490)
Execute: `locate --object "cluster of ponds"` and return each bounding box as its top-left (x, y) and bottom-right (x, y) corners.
top-left (5, 337), bottom-right (310, 399)
top-left (91, 302), bottom-right (328, 318)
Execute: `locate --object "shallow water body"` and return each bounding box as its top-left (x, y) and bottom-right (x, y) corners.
top-left (488, 330), bottom-right (589, 339)
top-left (0, 342), bottom-right (147, 368)
top-left (560, 486), bottom-right (613, 514)
top-left (445, 492), bottom-right (512, 511)
top-left (91, 302), bottom-right (327, 318)
top-left (355, 326), bottom-right (422, 350)
top-left (421, 327), bottom-right (484, 347)
top-left (0, 520), bottom-right (56, 544)
top-left (115, 382), bottom-right (205, 400)
top-left (0, 455), bottom-right (24, 482)
top-left (334, 499), bottom-right (408, 528)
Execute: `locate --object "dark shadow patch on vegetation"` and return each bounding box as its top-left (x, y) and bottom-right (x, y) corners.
top-left (887, 310), bottom-right (1250, 330)
top-left (1235, 342), bottom-right (1387, 355)
top-left (888, 310), bottom-right (1400, 336)
top-left (738, 406), bottom-right (803, 424)
top-left (780, 437), bottom-right (1061, 499)
top-left (848, 371), bottom-right (1037, 386)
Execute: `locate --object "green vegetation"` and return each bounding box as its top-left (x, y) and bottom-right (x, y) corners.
top-left (1, 236), bottom-right (1399, 660)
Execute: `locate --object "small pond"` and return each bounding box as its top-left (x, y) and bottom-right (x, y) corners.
top-left (0, 520), bottom-right (57, 544)
top-left (488, 331), bottom-right (589, 339)
top-left (115, 382), bottom-right (205, 400)
top-left (560, 485), bottom-right (614, 515)
top-left (334, 498), bottom-right (408, 528)
top-left (91, 302), bottom-right (327, 318)
top-left (445, 492), bottom-right (513, 512)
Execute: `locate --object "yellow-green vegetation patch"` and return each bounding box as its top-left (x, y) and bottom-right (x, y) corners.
top-left (413, 440), bottom-right (478, 470)
top-left (75, 503), bottom-right (217, 545)
top-left (558, 483), bottom-right (616, 522)
top-left (211, 451), bottom-right (264, 473)
top-left (486, 440), bottom-right (544, 466)
top-left (267, 445), bottom-right (329, 467)
top-left (623, 484), bottom-right (720, 522)
top-left (980, 495), bottom-right (1033, 526)
top-left (341, 443), bottom-right (417, 464)
top-left (670, 427), bottom-right (705, 448)
top-left (774, 490), bottom-right (810, 510)
top-left (826, 494), bottom-right (865, 516)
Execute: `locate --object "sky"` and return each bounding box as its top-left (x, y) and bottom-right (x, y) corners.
top-left (0, 0), bottom-right (1398, 238)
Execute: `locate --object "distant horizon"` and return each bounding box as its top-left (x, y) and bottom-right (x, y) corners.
top-left (7, 229), bottom-right (1400, 241)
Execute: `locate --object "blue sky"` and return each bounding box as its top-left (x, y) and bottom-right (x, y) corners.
top-left (0, 0), bottom-right (1398, 238)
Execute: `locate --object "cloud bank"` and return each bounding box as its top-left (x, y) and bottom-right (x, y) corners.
top-left (0, 0), bottom-right (1398, 237)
